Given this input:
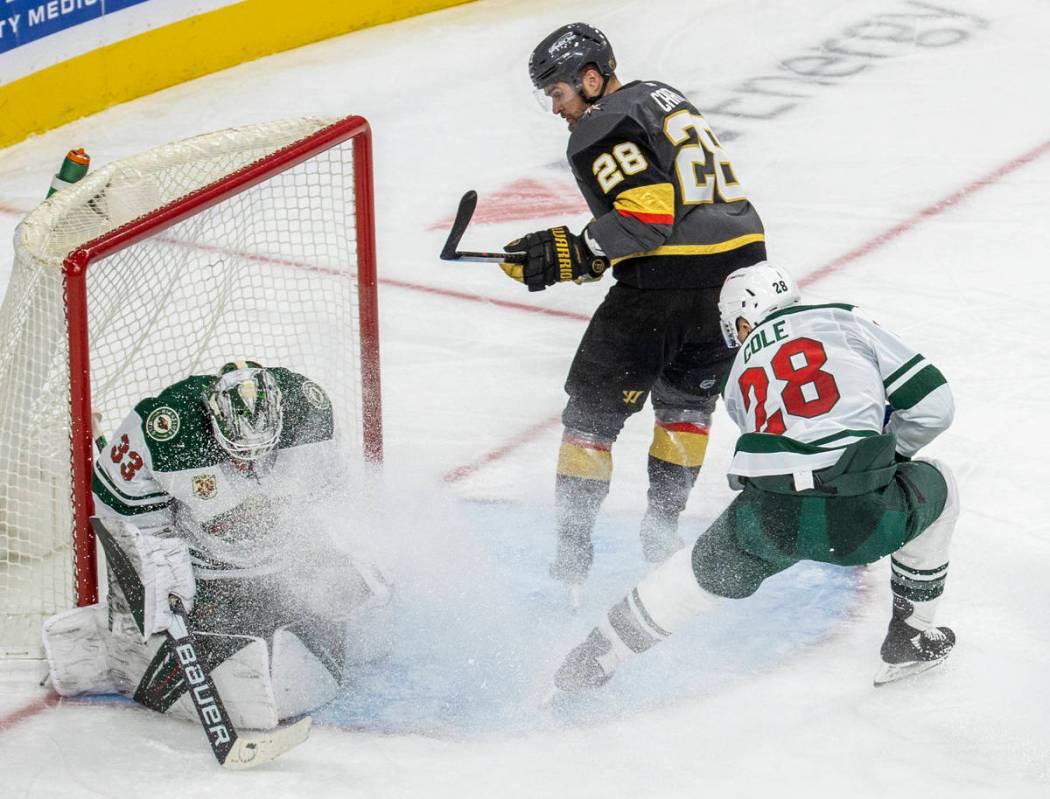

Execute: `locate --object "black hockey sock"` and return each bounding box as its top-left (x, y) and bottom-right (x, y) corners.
top-left (645, 456), bottom-right (700, 520)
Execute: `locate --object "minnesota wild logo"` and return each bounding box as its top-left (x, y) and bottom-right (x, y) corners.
top-left (301, 381), bottom-right (329, 410)
top-left (145, 406), bottom-right (180, 441)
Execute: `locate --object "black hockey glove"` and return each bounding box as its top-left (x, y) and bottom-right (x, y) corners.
top-left (500, 226), bottom-right (609, 292)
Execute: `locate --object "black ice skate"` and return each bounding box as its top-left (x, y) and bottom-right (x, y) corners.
top-left (874, 615), bottom-right (956, 687)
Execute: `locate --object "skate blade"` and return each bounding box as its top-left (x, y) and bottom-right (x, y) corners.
top-left (873, 655), bottom-right (949, 687)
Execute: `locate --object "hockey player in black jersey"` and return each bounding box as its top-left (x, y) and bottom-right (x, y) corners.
top-left (500, 23), bottom-right (768, 588)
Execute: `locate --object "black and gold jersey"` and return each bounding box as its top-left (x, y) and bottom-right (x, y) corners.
top-left (569, 80), bottom-right (766, 289)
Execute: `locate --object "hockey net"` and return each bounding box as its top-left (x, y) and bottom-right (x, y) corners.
top-left (0, 116), bottom-right (381, 657)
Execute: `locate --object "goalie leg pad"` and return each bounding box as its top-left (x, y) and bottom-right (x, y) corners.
top-left (42, 603), bottom-right (116, 696)
top-left (271, 623), bottom-right (341, 721)
top-left (131, 631), bottom-right (279, 730)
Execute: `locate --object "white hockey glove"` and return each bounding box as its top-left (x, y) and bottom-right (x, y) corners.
top-left (92, 516), bottom-right (196, 640)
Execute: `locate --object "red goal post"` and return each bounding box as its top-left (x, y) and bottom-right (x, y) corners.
top-left (0, 116), bottom-right (382, 657)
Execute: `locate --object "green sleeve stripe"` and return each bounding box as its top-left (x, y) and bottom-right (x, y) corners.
top-left (762, 303), bottom-right (855, 323)
top-left (93, 461), bottom-right (167, 503)
top-left (888, 365), bottom-right (947, 410)
top-left (883, 354), bottom-right (924, 389)
top-left (735, 433), bottom-right (829, 456)
top-left (809, 429), bottom-right (879, 446)
top-left (92, 472), bottom-right (172, 517)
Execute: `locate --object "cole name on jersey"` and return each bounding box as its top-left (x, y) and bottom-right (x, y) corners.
top-left (722, 304), bottom-right (949, 478)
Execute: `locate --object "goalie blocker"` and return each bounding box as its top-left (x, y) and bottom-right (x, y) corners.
top-left (43, 516), bottom-right (392, 731)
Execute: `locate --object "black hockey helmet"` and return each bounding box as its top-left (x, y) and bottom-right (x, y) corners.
top-left (528, 23), bottom-right (617, 95)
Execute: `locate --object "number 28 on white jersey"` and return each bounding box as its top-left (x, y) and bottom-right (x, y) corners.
top-left (722, 303), bottom-right (953, 476)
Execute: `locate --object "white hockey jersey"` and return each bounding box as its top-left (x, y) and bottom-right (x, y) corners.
top-left (93, 368), bottom-right (341, 580)
top-left (722, 303), bottom-right (954, 479)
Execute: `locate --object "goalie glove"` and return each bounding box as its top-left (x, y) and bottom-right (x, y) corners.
top-left (90, 516), bottom-right (195, 641)
top-left (500, 226), bottom-right (609, 292)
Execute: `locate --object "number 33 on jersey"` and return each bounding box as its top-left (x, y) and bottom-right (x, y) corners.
top-left (722, 303), bottom-right (953, 477)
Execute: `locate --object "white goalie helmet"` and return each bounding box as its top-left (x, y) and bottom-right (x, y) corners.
top-left (205, 360), bottom-right (283, 461)
top-left (717, 262), bottom-right (802, 347)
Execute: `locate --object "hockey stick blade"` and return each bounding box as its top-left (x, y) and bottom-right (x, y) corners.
top-left (220, 716), bottom-right (312, 770)
top-left (164, 594), bottom-right (311, 769)
top-left (439, 190), bottom-right (477, 260)
top-left (439, 190), bottom-right (526, 263)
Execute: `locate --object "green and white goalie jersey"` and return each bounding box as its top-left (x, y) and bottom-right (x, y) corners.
top-left (92, 368), bottom-right (338, 579)
top-left (722, 304), bottom-right (954, 479)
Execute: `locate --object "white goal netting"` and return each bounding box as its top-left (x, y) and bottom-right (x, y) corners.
top-left (0, 117), bottom-right (378, 657)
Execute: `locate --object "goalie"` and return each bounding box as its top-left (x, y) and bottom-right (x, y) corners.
top-left (42, 360), bottom-right (391, 729)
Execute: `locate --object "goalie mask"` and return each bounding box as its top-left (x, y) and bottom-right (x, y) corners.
top-left (717, 263), bottom-right (802, 348)
top-left (205, 361), bottom-right (283, 461)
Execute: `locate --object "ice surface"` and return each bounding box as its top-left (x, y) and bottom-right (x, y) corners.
top-left (2, 0), bottom-right (1049, 796)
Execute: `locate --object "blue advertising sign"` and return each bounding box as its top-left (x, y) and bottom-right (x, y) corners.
top-left (0, 0), bottom-right (153, 54)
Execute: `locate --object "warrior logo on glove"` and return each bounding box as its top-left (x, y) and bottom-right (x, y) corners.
top-left (501, 226), bottom-right (609, 292)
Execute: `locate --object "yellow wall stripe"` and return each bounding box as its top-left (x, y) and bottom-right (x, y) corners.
top-left (0, 0), bottom-right (474, 148)
top-left (648, 426), bottom-right (709, 467)
top-left (557, 442), bottom-right (613, 482)
top-left (611, 233), bottom-right (766, 265)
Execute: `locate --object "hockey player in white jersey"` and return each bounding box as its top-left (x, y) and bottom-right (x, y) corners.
top-left (42, 360), bottom-right (391, 729)
top-left (551, 264), bottom-right (959, 691)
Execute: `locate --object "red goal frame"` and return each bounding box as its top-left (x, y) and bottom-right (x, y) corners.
top-left (61, 115), bottom-right (382, 608)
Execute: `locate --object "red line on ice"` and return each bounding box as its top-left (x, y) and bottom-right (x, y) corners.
top-left (379, 277), bottom-right (591, 322)
top-left (799, 137), bottom-right (1050, 288)
top-left (0, 690), bottom-right (61, 732)
top-left (443, 413), bottom-right (563, 484)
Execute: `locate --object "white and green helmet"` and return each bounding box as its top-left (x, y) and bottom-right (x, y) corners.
top-left (718, 262), bottom-right (802, 347)
top-left (204, 360), bottom-right (283, 461)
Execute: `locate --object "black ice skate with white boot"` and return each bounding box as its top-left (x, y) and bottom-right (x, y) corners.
top-left (874, 598), bottom-right (955, 686)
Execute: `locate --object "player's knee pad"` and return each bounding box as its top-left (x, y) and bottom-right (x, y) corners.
top-left (923, 458), bottom-right (960, 524)
top-left (652, 394), bottom-right (717, 419)
top-left (896, 458), bottom-right (958, 571)
top-left (561, 400), bottom-right (632, 442)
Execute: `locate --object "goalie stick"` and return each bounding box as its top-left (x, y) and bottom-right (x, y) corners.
top-left (166, 594), bottom-right (312, 770)
top-left (87, 513), bottom-right (311, 769)
top-left (439, 190), bottom-right (526, 263)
